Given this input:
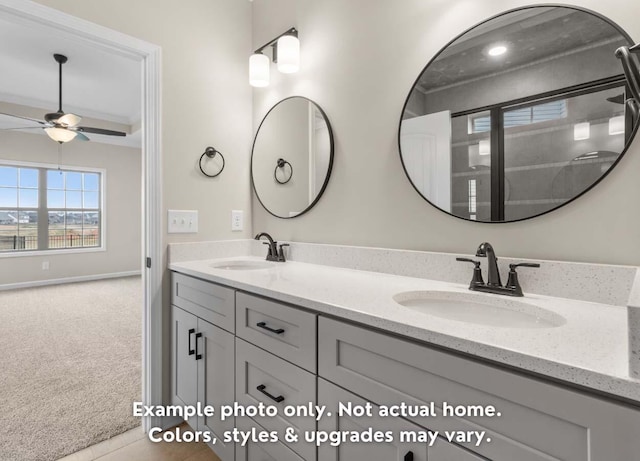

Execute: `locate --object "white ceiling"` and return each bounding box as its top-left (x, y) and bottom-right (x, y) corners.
top-left (0, 15), bottom-right (141, 128)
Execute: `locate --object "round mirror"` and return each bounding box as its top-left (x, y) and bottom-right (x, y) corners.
top-left (252, 97), bottom-right (334, 218)
top-left (399, 6), bottom-right (638, 222)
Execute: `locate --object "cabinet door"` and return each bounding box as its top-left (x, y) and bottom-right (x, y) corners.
top-left (318, 379), bottom-right (427, 461)
top-left (171, 305), bottom-right (198, 409)
top-left (430, 439), bottom-right (487, 460)
top-left (197, 319), bottom-right (235, 461)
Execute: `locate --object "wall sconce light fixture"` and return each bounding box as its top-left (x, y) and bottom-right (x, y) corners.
top-left (249, 27), bottom-right (299, 88)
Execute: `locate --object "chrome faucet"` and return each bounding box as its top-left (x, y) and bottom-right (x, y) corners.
top-left (254, 232), bottom-right (288, 262)
top-left (456, 242), bottom-right (540, 297)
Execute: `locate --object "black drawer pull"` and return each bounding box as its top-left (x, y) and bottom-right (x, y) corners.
top-left (195, 332), bottom-right (203, 360)
top-left (257, 384), bottom-right (285, 403)
top-left (188, 328), bottom-right (195, 356)
top-left (256, 322), bottom-right (285, 335)
top-left (404, 451), bottom-right (414, 461)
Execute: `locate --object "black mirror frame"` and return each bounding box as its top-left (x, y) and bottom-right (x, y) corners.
top-left (397, 4), bottom-right (639, 224)
top-left (251, 96), bottom-right (335, 219)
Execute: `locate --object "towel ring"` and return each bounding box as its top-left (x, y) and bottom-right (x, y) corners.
top-left (199, 147), bottom-right (225, 178)
top-left (274, 158), bottom-right (293, 184)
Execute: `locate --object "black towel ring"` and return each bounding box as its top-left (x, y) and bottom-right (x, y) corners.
top-left (199, 147), bottom-right (225, 178)
top-left (274, 158), bottom-right (293, 184)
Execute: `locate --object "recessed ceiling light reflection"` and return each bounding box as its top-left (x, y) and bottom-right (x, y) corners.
top-left (488, 45), bottom-right (508, 57)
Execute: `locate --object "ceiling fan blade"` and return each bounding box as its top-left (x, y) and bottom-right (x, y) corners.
top-left (0, 126), bottom-right (45, 131)
top-left (58, 113), bottom-right (82, 127)
top-left (0, 112), bottom-right (46, 125)
top-left (76, 126), bottom-right (127, 137)
top-left (75, 131), bottom-right (90, 142)
top-left (606, 94), bottom-right (625, 104)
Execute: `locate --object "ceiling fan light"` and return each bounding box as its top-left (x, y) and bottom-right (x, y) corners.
top-left (45, 127), bottom-right (77, 143)
top-left (58, 113), bottom-right (82, 127)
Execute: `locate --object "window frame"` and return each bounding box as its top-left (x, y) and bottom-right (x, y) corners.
top-left (452, 75), bottom-right (629, 221)
top-left (0, 160), bottom-right (106, 258)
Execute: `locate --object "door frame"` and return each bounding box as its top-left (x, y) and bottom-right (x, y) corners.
top-left (0, 0), bottom-right (163, 431)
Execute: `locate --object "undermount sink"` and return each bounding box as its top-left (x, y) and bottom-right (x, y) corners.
top-left (209, 260), bottom-right (275, 271)
top-left (393, 291), bottom-right (566, 329)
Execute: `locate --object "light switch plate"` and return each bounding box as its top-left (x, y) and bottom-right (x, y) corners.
top-left (168, 210), bottom-right (198, 234)
top-left (231, 210), bottom-right (243, 231)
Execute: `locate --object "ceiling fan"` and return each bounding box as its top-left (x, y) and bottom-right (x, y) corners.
top-left (0, 53), bottom-right (127, 143)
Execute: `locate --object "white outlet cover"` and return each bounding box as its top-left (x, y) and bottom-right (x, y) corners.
top-left (168, 210), bottom-right (198, 234)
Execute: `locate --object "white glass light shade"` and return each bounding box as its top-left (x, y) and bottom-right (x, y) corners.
top-left (57, 113), bottom-right (82, 127)
top-left (608, 115), bottom-right (625, 135)
top-left (45, 127), bottom-right (77, 143)
top-left (277, 35), bottom-right (300, 73)
top-left (573, 122), bottom-right (590, 141)
top-left (249, 53), bottom-right (270, 87)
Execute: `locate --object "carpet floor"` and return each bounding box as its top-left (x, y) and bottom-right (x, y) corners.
top-left (0, 276), bottom-right (142, 461)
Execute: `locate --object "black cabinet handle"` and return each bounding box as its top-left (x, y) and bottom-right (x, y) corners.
top-left (195, 332), bottom-right (203, 360)
top-left (257, 384), bottom-right (285, 403)
top-left (256, 322), bottom-right (285, 335)
top-left (404, 451), bottom-right (414, 461)
top-left (188, 328), bottom-right (195, 356)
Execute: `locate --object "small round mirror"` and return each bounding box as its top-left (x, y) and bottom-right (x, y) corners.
top-left (252, 97), bottom-right (334, 218)
top-left (399, 6), bottom-right (638, 222)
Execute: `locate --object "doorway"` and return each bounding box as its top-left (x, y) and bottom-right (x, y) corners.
top-left (0, 0), bottom-right (162, 456)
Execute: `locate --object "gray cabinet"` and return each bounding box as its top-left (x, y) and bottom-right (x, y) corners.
top-left (171, 271), bottom-right (640, 461)
top-left (318, 379), bottom-right (427, 461)
top-left (318, 316), bottom-right (640, 461)
top-left (171, 297), bottom-right (235, 461)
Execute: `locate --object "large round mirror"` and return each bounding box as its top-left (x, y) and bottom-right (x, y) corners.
top-left (252, 97), bottom-right (334, 218)
top-left (399, 6), bottom-right (638, 222)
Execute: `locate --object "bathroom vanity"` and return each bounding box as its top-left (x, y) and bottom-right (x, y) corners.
top-left (169, 246), bottom-right (640, 461)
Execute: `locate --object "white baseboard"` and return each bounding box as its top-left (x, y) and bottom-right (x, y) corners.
top-left (0, 270), bottom-right (141, 291)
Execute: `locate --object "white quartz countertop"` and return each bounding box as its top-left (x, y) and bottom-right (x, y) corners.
top-left (169, 256), bottom-right (640, 403)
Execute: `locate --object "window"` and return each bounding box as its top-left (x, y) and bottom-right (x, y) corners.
top-left (469, 100), bottom-right (568, 134)
top-left (0, 162), bottom-right (103, 253)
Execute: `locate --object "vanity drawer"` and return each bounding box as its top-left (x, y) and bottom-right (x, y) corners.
top-left (235, 417), bottom-right (304, 461)
top-left (171, 272), bottom-right (235, 333)
top-left (236, 292), bottom-right (316, 372)
top-left (318, 316), bottom-right (640, 461)
top-left (235, 338), bottom-right (316, 461)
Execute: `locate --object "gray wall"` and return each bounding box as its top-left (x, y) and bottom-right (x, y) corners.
top-left (0, 130), bottom-right (141, 285)
top-left (251, 0), bottom-right (640, 266)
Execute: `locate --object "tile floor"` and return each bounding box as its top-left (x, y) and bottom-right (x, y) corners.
top-left (58, 424), bottom-right (221, 461)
